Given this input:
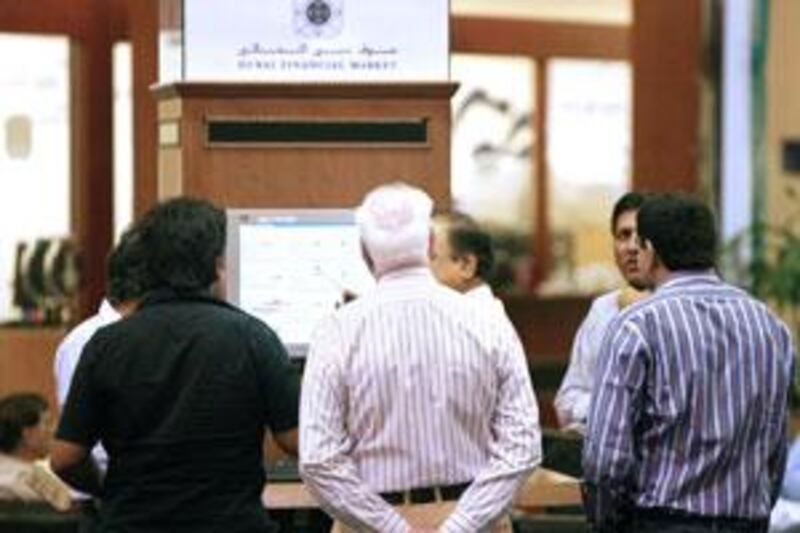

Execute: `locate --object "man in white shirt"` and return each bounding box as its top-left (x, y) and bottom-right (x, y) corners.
top-left (52, 227), bottom-right (149, 474)
top-left (299, 183), bottom-right (541, 532)
top-left (430, 211), bottom-right (506, 318)
top-left (553, 192), bottom-right (649, 433)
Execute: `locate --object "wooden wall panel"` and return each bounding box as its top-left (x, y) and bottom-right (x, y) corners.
top-left (632, 0), bottom-right (703, 193)
top-left (0, 1), bottom-right (91, 35)
top-left (532, 61), bottom-right (551, 287)
top-left (504, 295), bottom-right (592, 428)
top-left (154, 83), bottom-right (455, 210)
top-left (128, 0), bottom-right (160, 217)
top-left (0, 327), bottom-right (66, 411)
top-left (0, 0), bottom-right (124, 319)
top-left (452, 16), bottom-right (630, 59)
top-left (70, 0), bottom-right (115, 318)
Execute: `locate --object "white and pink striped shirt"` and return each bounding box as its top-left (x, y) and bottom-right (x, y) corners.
top-left (299, 267), bottom-right (541, 532)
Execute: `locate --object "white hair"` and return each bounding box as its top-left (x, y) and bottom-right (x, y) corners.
top-left (355, 182), bottom-right (434, 277)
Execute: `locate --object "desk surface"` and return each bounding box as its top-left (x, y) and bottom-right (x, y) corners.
top-left (262, 467), bottom-right (582, 510)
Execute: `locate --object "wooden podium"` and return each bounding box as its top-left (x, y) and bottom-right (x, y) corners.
top-left (152, 82), bottom-right (457, 208)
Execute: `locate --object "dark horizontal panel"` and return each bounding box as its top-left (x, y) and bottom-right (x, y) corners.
top-left (207, 119), bottom-right (428, 145)
top-left (527, 360), bottom-right (568, 390)
top-left (153, 82), bottom-right (458, 100)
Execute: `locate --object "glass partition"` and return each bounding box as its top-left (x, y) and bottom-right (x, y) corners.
top-left (451, 53), bottom-right (535, 292)
top-left (0, 34), bottom-right (71, 321)
top-left (114, 42), bottom-right (134, 241)
top-left (542, 58), bottom-right (632, 294)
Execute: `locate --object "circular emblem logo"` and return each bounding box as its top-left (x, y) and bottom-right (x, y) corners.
top-left (306, 0), bottom-right (332, 26)
top-left (293, 0), bottom-right (344, 39)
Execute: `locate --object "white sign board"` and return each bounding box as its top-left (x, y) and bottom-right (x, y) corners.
top-left (182, 0), bottom-right (449, 81)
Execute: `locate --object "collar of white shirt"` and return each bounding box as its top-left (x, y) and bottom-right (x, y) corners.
top-left (377, 266), bottom-right (436, 288)
top-left (465, 283), bottom-right (494, 301)
top-left (97, 298), bottom-right (122, 322)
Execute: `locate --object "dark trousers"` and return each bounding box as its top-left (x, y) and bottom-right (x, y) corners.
top-left (632, 508), bottom-right (769, 533)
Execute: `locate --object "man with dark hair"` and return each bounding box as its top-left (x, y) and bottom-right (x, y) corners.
top-left (53, 226), bottom-right (150, 478)
top-left (0, 394), bottom-right (50, 461)
top-left (51, 197), bottom-right (301, 533)
top-left (430, 211), bottom-right (504, 316)
top-left (583, 193), bottom-right (796, 532)
top-left (554, 192), bottom-right (649, 433)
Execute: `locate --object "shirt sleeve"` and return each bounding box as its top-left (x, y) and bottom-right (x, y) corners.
top-left (581, 318), bottom-right (648, 532)
top-left (249, 320), bottom-right (301, 434)
top-left (554, 295), bottom-right (618, 432)
top-left (298, 315), bottom-right (409, 533)
top-left (781, 439), bottom-right (800, 501)
top-left (773, 329), bottom-right (797, 502)
top-left (440, 318), bottom-right (542, 533)
top-left (55, 334), bottom-right (104, 448)
top-left (53, 336), bottom-right (79, 409)
top-left (553, 311), bottom-right (596, 431)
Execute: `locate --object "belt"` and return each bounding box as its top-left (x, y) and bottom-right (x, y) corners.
top-left (380, 482), bottom-right (471, 505)
top-left (636, 507), bottom-right (768, 530)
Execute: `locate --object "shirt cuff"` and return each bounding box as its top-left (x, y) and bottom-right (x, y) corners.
top-left (439, 509), bottom-right (477, 533)
top-left (379, 510), bottom-right (410, 533)
top-left (573, 395), bottom-right (591, 424)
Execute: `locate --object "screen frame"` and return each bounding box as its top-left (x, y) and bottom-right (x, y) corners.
top-left (225, 207), bottom-right (369, 358)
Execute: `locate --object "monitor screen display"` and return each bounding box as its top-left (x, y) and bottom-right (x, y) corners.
top-left (226, 209), bottom-right (374, 358)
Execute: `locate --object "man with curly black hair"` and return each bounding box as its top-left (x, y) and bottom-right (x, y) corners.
top-left (53, 225), bottom-right (150, 480)
top-left (52, 197), bottom-right (300, 533)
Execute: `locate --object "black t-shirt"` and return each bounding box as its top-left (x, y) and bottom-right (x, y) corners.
top-left (57, 289), bottom-right (300, 533)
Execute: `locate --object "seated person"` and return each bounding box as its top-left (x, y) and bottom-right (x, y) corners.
top-left (0, 393), bottom-right (71, 510)
top-left (51, 197), bottom-right (300, 533)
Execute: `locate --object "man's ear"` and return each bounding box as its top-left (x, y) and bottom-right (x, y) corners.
top-left (20, 425), bottom-right (35, 448)
top-left (459, 253), bottom-right (479, 280)
top-left (214, 257), bottom-right (227, 299)
top-left (360, 240), bottom-right (375, 274)
top-left (651, 250), bottom-right (665, 271)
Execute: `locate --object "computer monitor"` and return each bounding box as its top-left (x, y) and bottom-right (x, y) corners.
top-left (226, 209), bottom-right (374, 358)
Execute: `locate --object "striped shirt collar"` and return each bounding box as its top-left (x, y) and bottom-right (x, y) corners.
top-left (376, 265), bottom-right (436, 288)
top-left (656, 270), bottom-right (720, 292)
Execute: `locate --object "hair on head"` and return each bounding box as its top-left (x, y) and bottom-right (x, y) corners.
top-left (637, 193), bottom-right (717, 271)
top-left (138, 197), bottom-right (226, 292)
top-left (611, 192), bottom-right (648, 233)
top-left (434, 211), bottom-right (494, 281)
top-left (356, 182), bottom-right (433, 276)
top-left (0, 393), bottom-right (48, 453)
top-left (106, 227), bottom-right (151, 304)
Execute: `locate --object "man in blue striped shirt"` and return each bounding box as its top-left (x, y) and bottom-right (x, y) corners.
top-left (583, 193), bottom-right (796, 532)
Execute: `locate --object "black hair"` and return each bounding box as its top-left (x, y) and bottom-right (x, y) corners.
top-left (637, 193), bottom-right (717, 271)
top-left (0, 393), bottom-right (48, 453)
top-left (611, 192), bottom-right (648, 234)
top-left (106, 227), bottom-right (151, 305)
top-left (436, 211), bottom-right (494, 281)
top-left (138, 197), bottom-right (226, 292)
